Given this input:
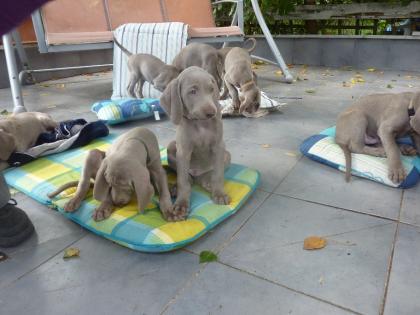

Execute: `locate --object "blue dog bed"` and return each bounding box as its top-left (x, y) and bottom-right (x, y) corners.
top-left (300, 127), bottom-right (420, 188)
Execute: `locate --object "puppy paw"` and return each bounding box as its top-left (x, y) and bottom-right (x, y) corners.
top-left (63, 198), bottom-right (81, 213)
top-left (399, 144), bottom-right (417, 156)
top-left (172, 199), bottom-right (189, 220)
top-left (212, 191), bottom-right (231, 205)
top-left (388, 166), bottom-right (407, 183)
top-left (92, 204), bottom-right (113, 221)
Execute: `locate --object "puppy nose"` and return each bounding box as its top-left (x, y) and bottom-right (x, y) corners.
top-left (204, 106), bottom-right (216, 118)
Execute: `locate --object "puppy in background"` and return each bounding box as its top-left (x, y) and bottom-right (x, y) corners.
top-left (114, 38), bottom-right (180, 98)
top-left (0, 112), bottom-right (58, 170)
top-left (217, 38), bottom-right (257, 66)
top-left (223, 47), bottom-right (261, 115)
top-left (172, 43), bottom-right (224, 89)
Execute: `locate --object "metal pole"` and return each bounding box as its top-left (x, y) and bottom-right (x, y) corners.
top-left (2, 32), bottom-right (26, 113)
top-left (250, 0), bottom-right (293, 83)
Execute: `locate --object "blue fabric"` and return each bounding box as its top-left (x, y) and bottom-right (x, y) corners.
top-left (91, 98), bottom-right (165, 125)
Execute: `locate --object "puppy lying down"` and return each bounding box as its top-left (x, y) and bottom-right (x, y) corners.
top-left (48, 127), bottom-right (178, 221)
top-left (336, 92), bottom-right (420, 183)
top-left (0, 112), bottom-right (58, 170)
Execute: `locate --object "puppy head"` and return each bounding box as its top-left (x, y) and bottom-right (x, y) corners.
top-left (160, 66), bottom-right (219, 124)
top-left (409, 92), bottom-right (420, 134)
top-left (239, 84), bottom-right (261, 115)
top-left (93, 158), bottom-right (154, 212)
top-left (33, 112), bottom-right (58, 131)
top-left (153, 66), bottom-right (180, 92)
top-left (0, 130), bottom-right (16, 161)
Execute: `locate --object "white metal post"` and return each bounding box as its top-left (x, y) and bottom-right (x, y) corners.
top-left (2, 32), bottom-right (26, 113)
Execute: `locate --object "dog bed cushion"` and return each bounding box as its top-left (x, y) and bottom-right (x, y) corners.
top-left (3, 135), bottom-right (260, 252)
top-left (300, 126), bottom-right (420, 188)
top-left (91, 98), bottom-right (165, 125)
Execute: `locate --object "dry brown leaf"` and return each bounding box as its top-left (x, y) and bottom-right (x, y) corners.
top-left (63, 247), bottom-right (80, 259)
top-left (303, 236), bottom-right (327, 250)
top-left (367, 68), bottom-right (376, 72)
top-left (253, 60), bottom-right (265, 65)
top-left (305, 89), bottom-right (316, 94)
top-left (285, 151), bottom-right (298, 157)
top-left (275, 70), bottom-right (283, 76)
top-left (408, 84), bottom-right (414, 88)
top-left (251, 64), bottom-right (259, 70)
top-left (261, 144), bottom-right (271, 148)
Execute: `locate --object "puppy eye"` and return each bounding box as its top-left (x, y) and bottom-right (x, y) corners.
top-left (209, 86), bottom-right (214, 93)
top-left (189, 89), bottom-right (197, 95)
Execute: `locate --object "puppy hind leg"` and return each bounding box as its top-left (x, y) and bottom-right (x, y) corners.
top-left (127, 73), bottom-right (139, 98)
top-left (135, 79), bottom-right (145, 99)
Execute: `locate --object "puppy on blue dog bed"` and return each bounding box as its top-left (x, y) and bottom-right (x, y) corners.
top-left (336, 92), bottom-right (420, 184)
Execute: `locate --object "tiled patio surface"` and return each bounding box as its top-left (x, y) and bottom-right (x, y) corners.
top-left (1, 64), bottom-right (420, 315)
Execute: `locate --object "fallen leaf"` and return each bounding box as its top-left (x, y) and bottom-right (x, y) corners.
top-left (261, 144), bottom-right (271, 148)
top-left (303, 236), bottom-right (327, 250)
top-left (275, 70), bottom-right (283, 76)
top-left (285, 151), bottom-right (298, 157)
top-left (287, 64), bottom-right (294, 68)
top-left (356, 78), bottom-right (365, 83)
top-left (342, 81), bottom-right (351, 87)
top-left (40, 93), bottom-right (50, 96)
top-left (251, 64), bottom-right (259, 70)
top-left (367, 68), bottom-right (376, 72)
top-left (0, 251), bottom-right (8, 262)
top-left (408, 84), bottom-right (414, 88)
top-left (387, 84), bottom-right (393, 89)
top-left (39, 83), bottom-right (50, 88)
top-left (305, 89), bottom-right (316, 94)
top-left (57, 83), bottom-right (65, 89)
top-left (1, 109), bottom-right (10, 116)
top-left (199, 250), bottom-right (218, 263)
top-left (253, 60), bottom-right (265, 65)
top-left (319, 276), bottom-right (324, 285)
top-left (47, 104), bottom-right (57, 109)
top-left (63, 247), bottom-right (80, 259)
top-left (391, 79), bottom-right (397, 82)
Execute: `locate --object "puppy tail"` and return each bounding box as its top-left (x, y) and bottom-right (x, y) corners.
top-left (338, 144), bottom-right (352, 182)
top-left (245, 38), bottom-right (257, 53)
top-left (47, 181), bottom-right (81, 198)
top-left (113, 37), bottom-right (132, 56)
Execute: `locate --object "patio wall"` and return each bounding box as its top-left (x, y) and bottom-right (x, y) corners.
top-left (1, 35), bottom-right (420, 89)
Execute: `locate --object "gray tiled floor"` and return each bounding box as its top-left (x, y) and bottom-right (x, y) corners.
top-left (1, 65), bottom-right (420, 314)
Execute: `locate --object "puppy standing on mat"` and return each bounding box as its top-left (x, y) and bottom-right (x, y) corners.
top-left (222, 47), bottom-right (261, 115)
top-left (336, 92), bottom-right (420, 183)
top-left (160, 67), bottom-right (231, 220)
top-left (114, 38), bottom-right (180, 98)
top-left (48, 127), bottom-right (179, 221)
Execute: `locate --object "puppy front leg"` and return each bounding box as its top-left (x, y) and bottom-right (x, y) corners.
top-left (211, 144), bottom-right (230, 205)
top-left (174, 147), bottom-right (192, 219)
top-left (127, 73), bottom-right (138, 98)
top-left (378, 126), bottom-right (406, 183)
top-left (224, 74), bottom-right (240, 111)
top-left (149, 162), bottom-right (178, 221)
top-left (64, 149), bottom-right (105, 212)
top-left (92, 193), bottom-right (114, 221)
top-left (135, 79), bottom-right (145, 99)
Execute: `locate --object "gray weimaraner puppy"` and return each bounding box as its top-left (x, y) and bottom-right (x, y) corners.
top-left (160, 66), bottom-right (231, 220)
top-left (217, 38), bottom-right (257, 66)
top-left (114, 37), bottom-right (180, 98)
top-left (48, 127), bottom-right (178, 221)
top-left (0, 112), bottom-right (58, 170)
top-left (222, 47), bottom-right (261, 115)
top-left (172, 43), bottom-right (224, 89)
top-left (336, 92), bottom-right (420, 183)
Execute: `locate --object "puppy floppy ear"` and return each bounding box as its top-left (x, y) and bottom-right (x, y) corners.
top-left (160, 78), bottom-right (183, 125)
top-left (131, 166), bottom-right (155, 213)
top-left (93, 159), bottom-right (110, 202)
top-left (410, 92), bottom-right (420, 133)
top-left (0, 131), bottom-right (16, 161)
top-left (36, 113), bottom-right (58, 131)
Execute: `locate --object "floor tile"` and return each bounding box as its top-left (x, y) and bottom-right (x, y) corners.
top-left (0, 234), bottom-right (200, 315)
top-left (220, 194), bottom-right (396, 314)
top-left (384, 224), bottom-right (420, 315)
top-left (400, 185), bottom-right (420, 227)
top-left (164, 262), bottom-right (355, 315)
top-left (187, 190), bottom-right (269, 254)
top-left (275, 158), bottom-right (402, 219)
